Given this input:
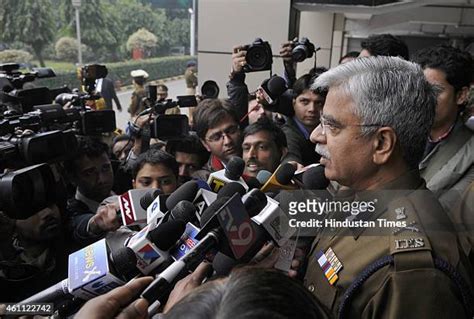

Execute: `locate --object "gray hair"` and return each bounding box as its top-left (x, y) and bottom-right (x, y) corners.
top-left (312, 56), bottom-right (436, 168)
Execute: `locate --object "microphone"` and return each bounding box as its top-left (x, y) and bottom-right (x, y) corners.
top-left (259, 163), bottom-right (298, 193)
top-left (192, 188), bottom-right (217, 223)
top-left (217, 181), bottom-right (246, 199)
top-left (146, 193), bottom-right (169, 224)
top-left (21, 240), bottom-right (137, 304)
top-left (68, 239), bottom-right (137, 299)
top-left (258, 75), bottom-right (288, 106)
top-left (302, 165), bottom-right (330, 190)
top-left (165, 180), bottom-right (200, 211)
top-left (118, 189), bottom-right (159, 226)
top-left (257, 75), bottom-right (296, 117)
top-left (126, 219), bottom-right (186, 275)
top-left (246, 177), bottom-right (262, 189)
top-left (207, 156), bottom-right (248, 193)
top-left (256, 170), bottom-right (272, 185)
top-left (169, 200), bottom-right (197, 223)
top-left (141, 193), bottom-right (258, 305)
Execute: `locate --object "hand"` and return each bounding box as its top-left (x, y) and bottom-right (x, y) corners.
top-left (134, 114), bottom-right (154, 129)
top-left (280, 40), bottom-right (295, 63)
top-left (249, 242), bottom-right (303, 278)
top-left (89, 203), bottom-right (121, 235)
top-left (75, 277), bottom-right (153, 319)
top-left (231, 45), bottom-right (247, 73)
top-left (163, 262), bottom-right (213, 313)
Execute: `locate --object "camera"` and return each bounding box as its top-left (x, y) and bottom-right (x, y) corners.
top-left (0, 163), bottom-right (63, 219)
top-left (292, 37), bottom-right (316, 63)
top-left (201, 80), bottom-right (220, 99)
top-left (243, 38), bottom-right (273, 73)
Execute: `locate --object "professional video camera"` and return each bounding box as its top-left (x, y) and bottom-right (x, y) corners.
top-left (243, 38), bottom-right (273, 73)
top-left (135, 84), bottom-right (196, 140)
top-left (0, 163), bottom-right (64, 220)
top-left (50, 64), bottom-right (115, 135)
top-left (291, 37), bottom-right (317, 63)
top-left (0, 63), bottom-right (58, 113)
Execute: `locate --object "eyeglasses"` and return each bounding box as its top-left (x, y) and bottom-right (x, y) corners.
top-left (206, 125), bottom-right (240, 142)
top-left (319, 112), bottom-right (384, 136)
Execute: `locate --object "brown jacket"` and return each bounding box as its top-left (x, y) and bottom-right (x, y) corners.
top-left (304, 170), bottom-right (473, 319)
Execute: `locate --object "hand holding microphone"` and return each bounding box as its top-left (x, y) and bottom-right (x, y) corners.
top-left (75, 276), bottom-right (153, 319)
top-left (89, 203), bottom-right (121, 235)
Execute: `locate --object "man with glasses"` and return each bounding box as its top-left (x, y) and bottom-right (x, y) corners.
top-left (192, 99), bottom-right (242, 180)
top-left (303, 56), bottom-right (473, 318)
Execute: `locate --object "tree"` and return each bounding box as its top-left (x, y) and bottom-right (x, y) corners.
top-left (61, 0), bottom-right (121, 61)
top-left (0, 0), bottom-right (55, 66)
top-left (126, 28), bottom-right (158, 57)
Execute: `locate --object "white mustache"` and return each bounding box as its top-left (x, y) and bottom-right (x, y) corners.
top-left (315, 144), bottom-right (331, 159)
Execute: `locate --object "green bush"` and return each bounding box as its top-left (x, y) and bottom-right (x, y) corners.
top-left (35, 56), bottom-right (192, 89)
top-left (0, 49), bottom-right (33, 63)
top-left (55, 37), bottom-right (89, 62)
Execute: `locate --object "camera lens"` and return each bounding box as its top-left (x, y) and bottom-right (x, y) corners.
top-left (246, 46), bottom-right (270, 69)
top-left (292, 45), bottom-right (308, 62)
top-left (201, 80), bottom-right (220, 99)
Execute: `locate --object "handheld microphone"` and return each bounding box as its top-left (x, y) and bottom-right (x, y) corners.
top-left (217, 181), bottom-right (246, 199)
top-left (126, 219), bottom-right (186, 275)
top-left (259, 163), bottom-right (298, 193)
top-left (118, 189), bottom-right (159, 226)
top-left (141, 193), bottom-right (258, 305)
top-left (165, 180), bottom-right (200, 211)
top-left (302, 165), bottom-right (330, 190)
top-left (258, 75), bottom-right (288, 105)
top-left (21, 241), bottom-right (137, 304)
top-left (67, 239), bottom-right (137, 300)
top-left (207, 156), bottom-right (248, 193)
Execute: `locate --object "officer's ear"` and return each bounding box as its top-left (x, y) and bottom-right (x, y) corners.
top-left (371, 127), bottom-right (397, 165)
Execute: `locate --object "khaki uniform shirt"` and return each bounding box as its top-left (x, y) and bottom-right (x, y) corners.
top-left (304, 170), bottom-right (473, 319)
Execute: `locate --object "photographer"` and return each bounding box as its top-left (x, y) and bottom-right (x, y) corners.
top-left (227, 41), bottom-right (299, 128)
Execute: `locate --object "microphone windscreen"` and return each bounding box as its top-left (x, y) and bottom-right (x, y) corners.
top-left (140, 189), bottom-right (161, 210)
top-left (242, 189), bottom-right (267, 217)
top-left (275, 163), bottom-right (297, 185)
top-left (199, 197), bottom-right (230, 228)
top-left (217, 182), bottom-right (246, 199)
top-left (267, 76), bottom-right (287, 98)
top-left (302, 165), bottom-right (329, 190)
top-left (166, 180), bottom-right (199, 210)
top-left (256, 170), bottom-right (272, 185)
top-left (225, 156), bottom-right (245, 180)
top-left (170, 200), bottom-right (196, 223)
top-left (110, 247), bottom-right (137, 276)
top-left (246, 177), bottom-right (261, 189)
top-left (148, 220), bottom-right (186, 250)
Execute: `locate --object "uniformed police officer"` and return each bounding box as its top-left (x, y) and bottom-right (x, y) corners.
top-left (304, 56), bottom-right (474, 318)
